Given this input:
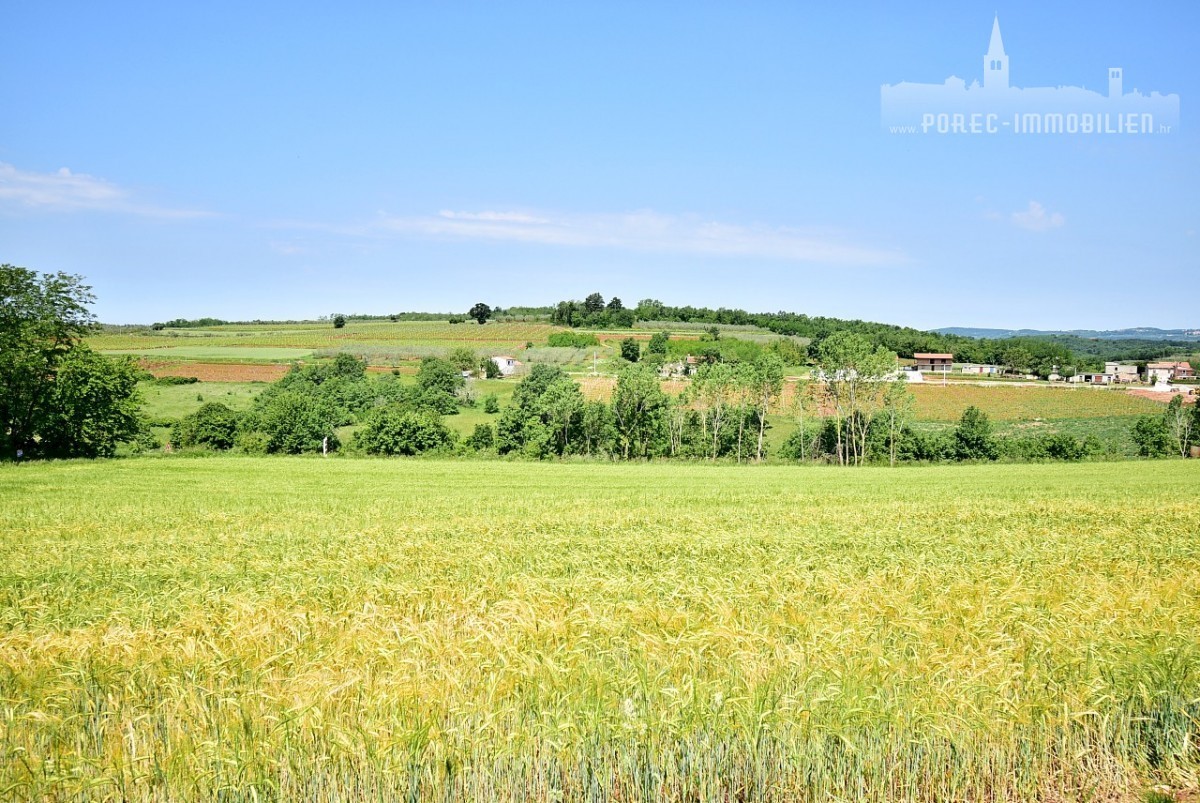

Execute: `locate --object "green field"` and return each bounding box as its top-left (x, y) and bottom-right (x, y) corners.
top-left (139, 381), bottom-right (268, 421)
top-left (104, 346), bottom-right (316, 361)
top-left (2, 459), bottom-right (1197, 801)
top-left (90, 321), bottom-right (567, 364)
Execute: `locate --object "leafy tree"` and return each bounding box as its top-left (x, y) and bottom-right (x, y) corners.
top-left (482, 393), bottom-right (500, 414)
top-left (171, 402), bottom-right (241, 450)
top-left (447, 346), bottom-right (478, 374)
top-left (751, 354), bottom-right (785, 462)
top-left (816, 331), bottom-right (896, 466)
top-left (606, 297), bottom-right (624, 312)
top-left (954, 405), bottom-right (998, 461)
top-left (1131, 416), bottom-right (1173, 457)
top-left (249, 391), bottom-right (342, 454)
top-left (1163, 395), bottom-right (1196, 458)
top-left (1, 265), bottom-right (145, 459)
top-left (355, 408), bottom-right (454, 455)
top-left (580, 400), bottom-right (614, 456)
top-left (416, 357), bottom-right (465, 396)
top-left (468, 302), bottom-right (493, 325)
top-left (881, 379), bottom-right (916, 467)
top-left (539, 374), bottom-right (584, 453)
top-left (584, 293), bottom-right (605, 315)
top-left (611, 363), bottom-right (668, 459)
top-left (647, 331), bottom-right (670, 355)
top-left (36, 348), bottom-right (145, 458)
top-left (620, 337), bottom-right (640, 362)
top-left (496, 365), bottom-right (582, 457)
top-left (333, 314), bottom-right (346, 329)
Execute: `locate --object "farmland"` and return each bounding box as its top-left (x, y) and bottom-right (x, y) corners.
top-left (2, 459), bottom-right (1198, 801)
top-left (906, 383), bottom-right (1163, 421)
top-left (89, 321), bottom-right (568, 363)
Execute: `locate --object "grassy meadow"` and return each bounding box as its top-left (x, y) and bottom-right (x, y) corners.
top-left (2, 458), bottom-right (1198, 801)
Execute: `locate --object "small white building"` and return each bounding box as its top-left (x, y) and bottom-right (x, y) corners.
top-left (959, 363), bottom-right (1001, 375)
top-left (490, 356), bottom-right (523, 376)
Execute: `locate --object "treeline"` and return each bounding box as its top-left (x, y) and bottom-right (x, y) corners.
top-left (545, 293), bottom-right (1178, 372)
top-left (166, 332), bottom-right (1199, 465)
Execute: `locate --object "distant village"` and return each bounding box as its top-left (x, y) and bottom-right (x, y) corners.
top-left (909, 354), bottom-right (1195, 389)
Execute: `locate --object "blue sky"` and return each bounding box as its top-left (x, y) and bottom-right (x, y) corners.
top-left (2, 1), bottom-right (1196, 328)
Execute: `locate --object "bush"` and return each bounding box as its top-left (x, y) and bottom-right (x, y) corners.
top-left (248, 391), bottom-right (341, 454)
top-left (465, 423), bottom-right (496, 451)
top-left (620, 338), bottom-right (640, 362)
top-left (483, 394), bottom-right (500, 414)
top-left (954, 406), bottom-right (998, 461)
top-left (647, 332), bottom-right (670, 355)
top-left (235, 430), bottom-right (271, 455)
top-left (1132, 416), bottom-right (1173, 457)
top-left (355, 408), bottom-right (455, 455)
top-left (170, 402), bottom-right (241, 450)
top-left (548, 331), bottom-right (600, 348)
top-left (481, 357), bottom-right (502, 379)
top-left (152, 375), bottom-right (200, 386)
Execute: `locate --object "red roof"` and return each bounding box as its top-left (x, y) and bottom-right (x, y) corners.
top-left (914, 353), bottom-right (954, 360)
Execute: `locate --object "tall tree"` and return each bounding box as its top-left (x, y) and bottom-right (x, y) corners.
top-left (816, 331), bottom-right (896, 465)
top-left (1, 265), bottom-right (143, 459)
top-left (583, 293), bottom-right (605, 315)
top-left (881, 379), bottom-right (916, 467)
top-left (611, 363), bottom-right (668, 459)
top-left (752, 354), bottom-right (785, 462)
top-left (468, 302), bottom-right (493, 325)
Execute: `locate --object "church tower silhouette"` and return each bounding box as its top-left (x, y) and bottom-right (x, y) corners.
top-left (984, 16), bottom-right (1009, 90)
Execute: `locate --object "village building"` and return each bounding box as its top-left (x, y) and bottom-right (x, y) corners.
top-left (913, 353), bottom-right (954, 373)
top-left (1103, 362), bottom-right (1140, 383)
top-left (490, 356), bottom-right (523, 376)
top-left (959, 363), bottom-right (1001, 375)
top-left (1146, 361), bottom-right (1195, 382)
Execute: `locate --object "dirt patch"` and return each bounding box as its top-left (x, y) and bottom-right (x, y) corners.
top-left (140, 361), bottom-right (289, 382)
top-left (1127, 388), bottom-right (1197, 404)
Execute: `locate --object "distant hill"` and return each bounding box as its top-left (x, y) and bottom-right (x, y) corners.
top-left (936, 327), bottom-right (1200, 341)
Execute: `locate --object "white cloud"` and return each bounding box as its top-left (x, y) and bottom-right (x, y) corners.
top-left (349, 208), bottom-right (905, 266)
top-left (0, 162), bottom-right (212, 219)
top-left (1011, 201), bottom-right (1065, 232)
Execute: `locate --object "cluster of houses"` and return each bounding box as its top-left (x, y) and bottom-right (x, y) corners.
top-left (911, 353), bottom-right (1196, 386)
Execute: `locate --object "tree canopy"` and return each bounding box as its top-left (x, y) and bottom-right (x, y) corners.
top-left (1, 265), bottom-right (144, 459)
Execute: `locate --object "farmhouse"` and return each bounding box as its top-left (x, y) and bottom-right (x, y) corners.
top-left (1070, 372), bottom-right (1113, 385)
top-left (1146, 361), bottom-right (1195, 382)
top-left (914, 353), bottom-right (954, 373)
top-left (1103, 362), bottom-right (1140, 383)
top-left (491, 356), bottom-right (523, 376)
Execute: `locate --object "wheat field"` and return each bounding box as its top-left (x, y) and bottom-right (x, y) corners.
top-left (1, 458), bottom-right (1198, 801)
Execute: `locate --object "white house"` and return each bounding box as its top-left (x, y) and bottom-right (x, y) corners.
top-left (1147, 361), bottom-right (1195, 383)
top-left (490, 356), bottom-right (523, 376)
top-left (959, 363), bottom-right (1001, 375)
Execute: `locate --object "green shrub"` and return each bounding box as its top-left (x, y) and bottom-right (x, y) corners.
top-left (151, 375), bottom-right (200, 386)
top-left (465, 423), bottom-right (496, 451)
top-left (235, 430), bottom-right (271, 455)
top-left (483, 394), bottom-right (500, 414)
top-left (548, 331), bottom-right (600, 348)
top-left (170, 402), bottom-right (241, 450)
top-left (354, 408), bottom-right (455, 456)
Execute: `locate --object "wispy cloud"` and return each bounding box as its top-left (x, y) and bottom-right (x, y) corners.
top-left (306, 208), bottom-right (907, 266)
top-left (0, 162), bottom-right (213, 219)
top-left (1011, 200), bottom-right (1065, 232)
